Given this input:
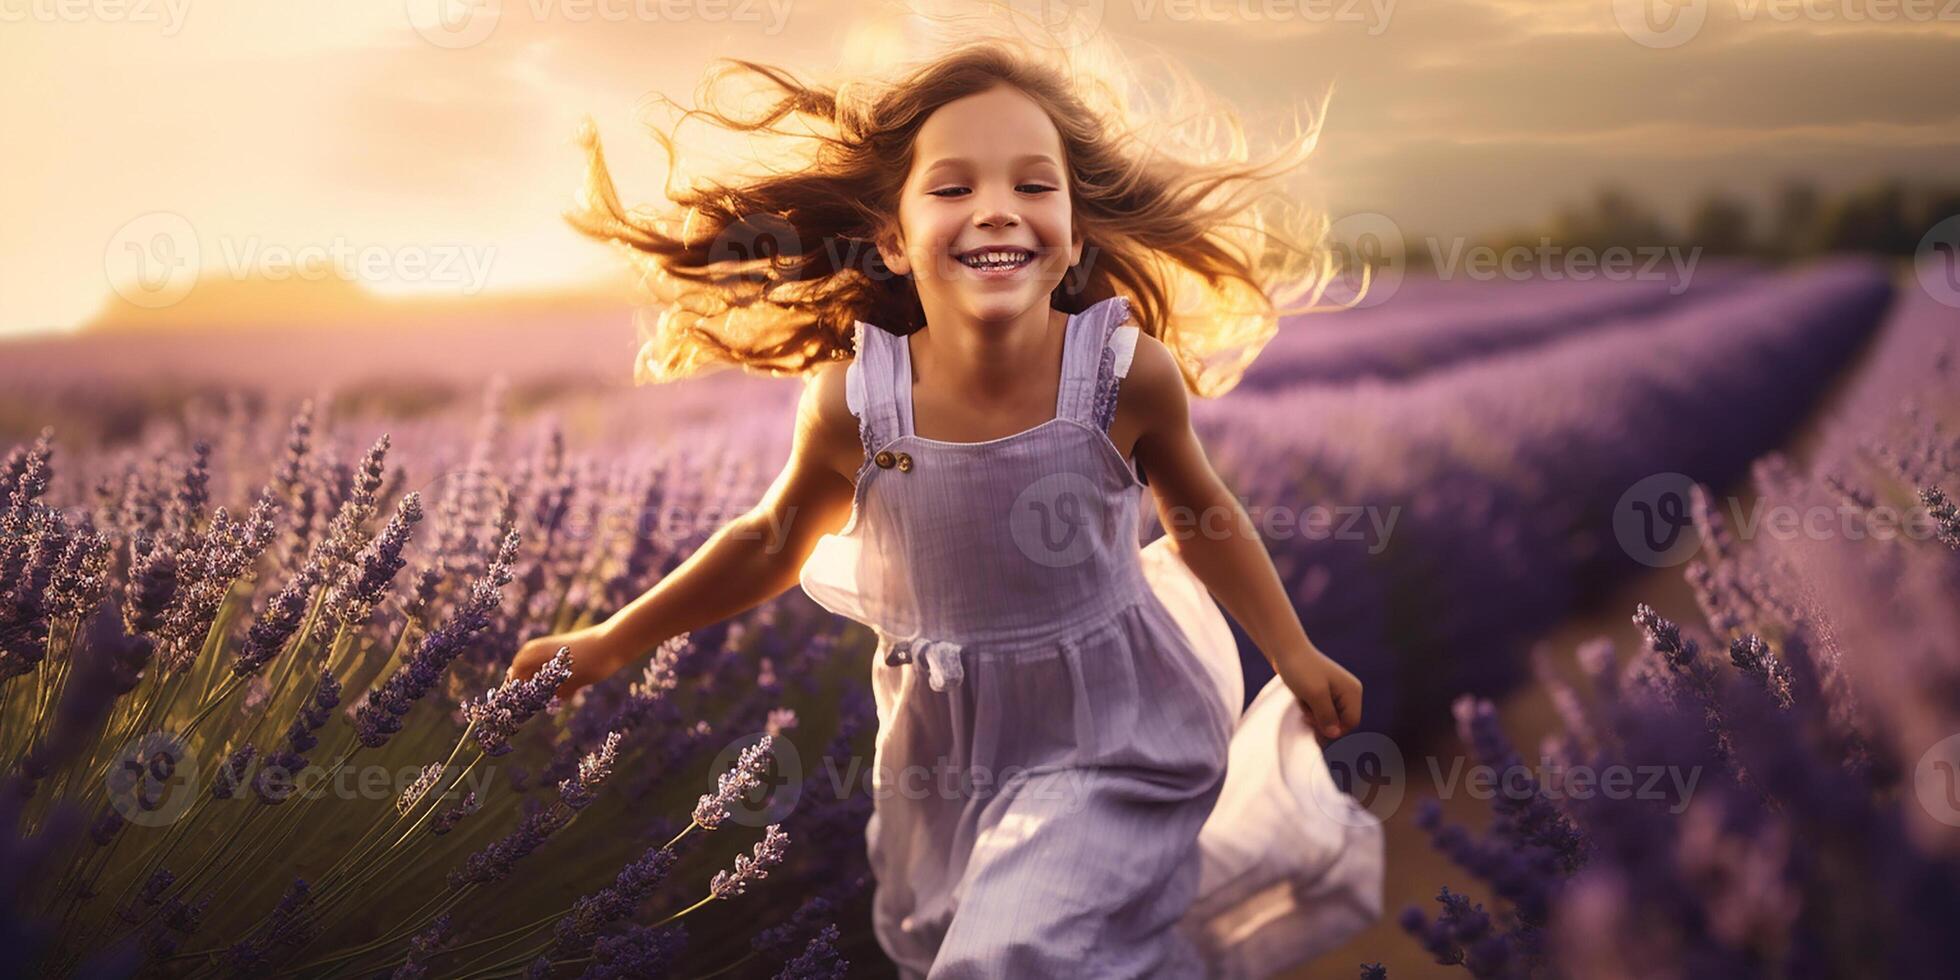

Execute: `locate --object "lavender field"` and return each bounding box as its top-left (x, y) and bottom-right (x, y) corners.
top-left (3, 258), bottom-right (1955, 978)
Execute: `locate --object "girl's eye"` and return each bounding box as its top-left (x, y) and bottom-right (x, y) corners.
top-left (926, 184), bottom-right (1058, 197)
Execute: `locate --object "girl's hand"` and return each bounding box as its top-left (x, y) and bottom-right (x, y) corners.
top-left (1273, 645), bottom-right (1363, 742)
top-left (505, 622), bottom-right (632, 701)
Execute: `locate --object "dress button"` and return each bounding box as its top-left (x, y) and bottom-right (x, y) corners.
top-left (895, 451), bottom-right (913, 472)
top-left (874, 450), bottom-right (896, 469)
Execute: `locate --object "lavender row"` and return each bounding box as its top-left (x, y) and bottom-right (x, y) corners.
top-left (1373, 277), bottom-right (1960, 979)
top-left (0, 379), bottom-right (877, 977)
top-left (1187, 256), bottom-right (1897, 740)
top-left (1236, 259), bottom-right (1767, 392)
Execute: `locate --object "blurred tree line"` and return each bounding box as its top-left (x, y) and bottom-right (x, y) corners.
top-left (1413, 177), bottom-right (1960, 269)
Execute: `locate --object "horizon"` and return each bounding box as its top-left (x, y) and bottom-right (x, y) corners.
top-left (6, 0), bottom-right (1957, 337)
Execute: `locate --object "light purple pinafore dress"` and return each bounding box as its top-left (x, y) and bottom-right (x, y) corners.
top-left (799, 296), bottom-right (1385, 979)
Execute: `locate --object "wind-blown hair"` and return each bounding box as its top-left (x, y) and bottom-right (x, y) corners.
top-left (566, 27), bottom-right (1346, 398)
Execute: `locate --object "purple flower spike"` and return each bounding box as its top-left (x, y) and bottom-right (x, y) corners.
top-left (390, 912), bottom-right (452, 980)
top-left (429, 791), bottom-right (480, 837)
top-left (558, 731), bottom-right (621, 810)
top-left (771, 922), bottom-right (847, 980)
top-left (465, 646), bottom-right (573, 756)
top-left (583, 923), bottom-right (688, 979)
top-left (355, 529), bottom-right (520, 749)
top-left (551, 845), bottom-right (681, 957)
top-left (397, 763), bottom-right (446, 815)
top-left (709, 823), bottom-right (790, 900)
top-left (693, 735), bottom-right (776, 831)
top-left (235, 559), bottom-right (325, 678)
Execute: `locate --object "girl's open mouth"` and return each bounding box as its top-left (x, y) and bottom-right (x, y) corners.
top-left (955, 247), bottom-right (1035, 276)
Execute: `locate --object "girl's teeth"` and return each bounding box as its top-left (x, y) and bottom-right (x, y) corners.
top-left (962, 252), bottom-right (1029, 269)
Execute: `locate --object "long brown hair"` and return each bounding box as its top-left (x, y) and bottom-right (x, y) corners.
top-left (566, 27), bottom-right (1344, 398)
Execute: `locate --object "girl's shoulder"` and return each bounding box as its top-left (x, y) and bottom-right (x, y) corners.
top-left (804, 317), bottom-right (888, 431)
top-left (797, 358), bottom-right (866, 479)
top-left (1112, 328), bottom-right (1191, 430)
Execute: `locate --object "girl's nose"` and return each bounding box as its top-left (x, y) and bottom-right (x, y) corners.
top-left (973, 207), bottom-right (1019, 229)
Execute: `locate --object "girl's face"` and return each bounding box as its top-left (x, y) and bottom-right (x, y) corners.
top-left (878, 83), bottom-right (1084, 326)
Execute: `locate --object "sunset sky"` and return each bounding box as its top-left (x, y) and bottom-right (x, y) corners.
top-left (3, 0), bottom-right (1955, 336)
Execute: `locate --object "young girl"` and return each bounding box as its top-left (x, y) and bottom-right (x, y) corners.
top-left (509, 34), bottom-right (1381, 978)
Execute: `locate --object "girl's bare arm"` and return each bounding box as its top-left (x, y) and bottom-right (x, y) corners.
top-left (604, 362), bottom-right (858, 643)
top-left (507, 362), bottom-right (861, 688)
top-left (1123, 332), bottom-right (1364, 738)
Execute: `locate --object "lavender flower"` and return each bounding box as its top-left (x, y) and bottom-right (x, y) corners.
top-left (356, 529), bottom-right (519, 749)
top-left (771, 922), bottom-right (847, 980)
top-left (282, 667), bottom-right (342, 756)
top-left (212, 744), bottom-right (257, 800)
top-left (327, 491), bottom-right (423, 629)
top-left (88, 807), bottom-right (124, 847)
top-left (253, 750), bottom-right (306, 806)
top-left (1726, 634), bottom-right (1794, 709)
top-left (317, 433), bottom-right (391, 572)
top-left (389, 912), bottom-right (452, 980)
top-left (45, 521), bottom-right (109, 624)
top-left (234, 559), bottom-right (324, 678)
top-left (709, 824), bottom-right (790, 900)
top-left (225, 877), bottom-right (313, 972)
top-left (446, 803), bottom-right (572, 887)
top-left (166, 440), bottom-right (211, 548)
top-left (396, 763), bottom-right (446, 815)
top-left (693, 736), bottom-right (776, 831)
top-left (125, 542), bottom-right (179, 637)
top-left (1920, 484), bottom-right (1959, 549)
top-left (551, 845), bottom-right (681, 957)
top-left (558, 731), bottom-right (622, 810)
top-left (158, 498), bottom-right (278, 674)
top-left (399, 565), bottom-right (442, 623)
top-left (581, 924), bottom-right (687, 979)
top-left (429, 791), bottom-right (480, 837)
top-left (137, 869), bottom-right (174, 907)
top-left (464, 646), bottom-right (572, 756)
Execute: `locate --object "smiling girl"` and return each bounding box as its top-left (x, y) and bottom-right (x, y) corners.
top-left (508, 32), bottom-right (1380, 978)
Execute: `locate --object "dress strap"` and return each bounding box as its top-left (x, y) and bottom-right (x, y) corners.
top-left (846, 319), bottom-right (906, 454)
top-left (1057, 295), bottom-right (1138, 429)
